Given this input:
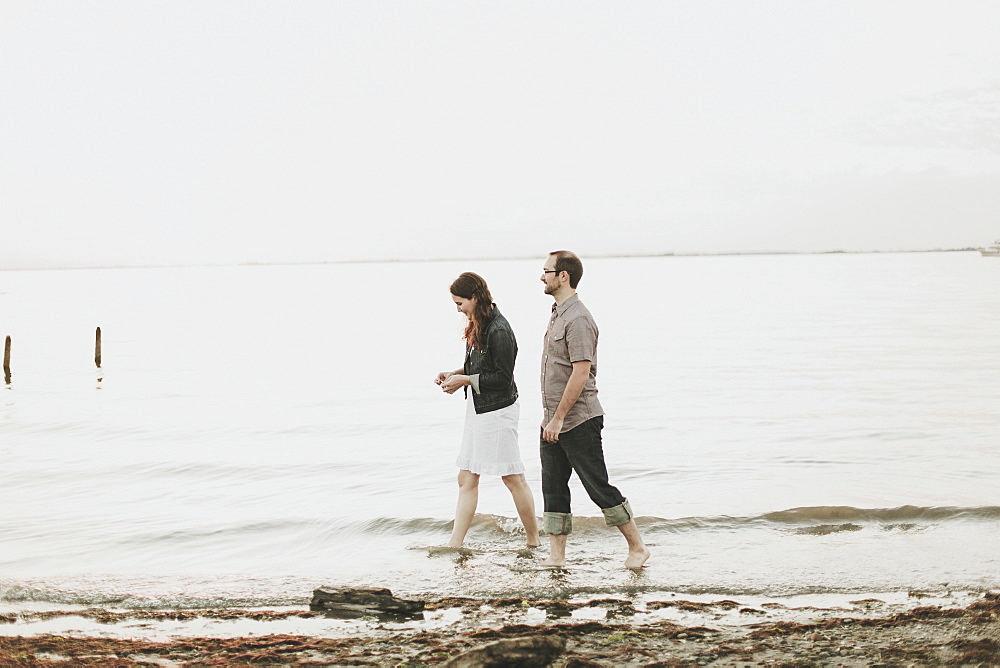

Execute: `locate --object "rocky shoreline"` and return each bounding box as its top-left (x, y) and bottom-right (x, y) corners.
top-left (1, 591), bottom-right (997, 666)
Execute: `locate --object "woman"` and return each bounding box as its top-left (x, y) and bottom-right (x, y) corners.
top-left (435, 272), bottom-right (540, 548)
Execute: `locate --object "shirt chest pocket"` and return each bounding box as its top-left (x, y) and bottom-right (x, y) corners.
top-left (550, 324), bottom-right (567, 342)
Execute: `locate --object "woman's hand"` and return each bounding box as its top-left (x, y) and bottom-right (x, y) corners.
top-left (435, 371), bottom-right (453, 386)
top-left (440, 374), bottom-right (470, 394)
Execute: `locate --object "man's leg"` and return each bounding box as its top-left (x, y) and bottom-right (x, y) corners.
top-left (562, 417), bottom-right (650, 569)
top-left (540, 433), bottom-right (573, 566)
top-left (546, 533), bottom-right (568, 566)
top-left (618, 520), bottom-right (650, 569)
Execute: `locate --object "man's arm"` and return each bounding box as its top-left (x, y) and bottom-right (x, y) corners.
top-left (542, 360), bottom-right (591, 443)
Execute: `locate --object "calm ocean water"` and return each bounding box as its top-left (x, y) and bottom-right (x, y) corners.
top-left (1, 252), bottom-right (998, 611)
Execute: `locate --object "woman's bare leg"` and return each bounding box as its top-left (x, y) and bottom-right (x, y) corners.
top-left (502, 473), bottom-right (540, 547)
top-left (447, 470), bottom-right (480, 547)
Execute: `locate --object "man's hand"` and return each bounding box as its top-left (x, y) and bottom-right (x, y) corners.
top-left (542, 360), bottom-right (590, 442)
top-left (542, 416), bottom-right (565, 443)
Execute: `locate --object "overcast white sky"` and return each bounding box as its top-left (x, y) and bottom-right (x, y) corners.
top-left (3, 1), bottom-right (1000, 269)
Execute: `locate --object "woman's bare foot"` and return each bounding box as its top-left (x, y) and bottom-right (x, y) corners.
top-left (624, 547), bottom-right (651, 570)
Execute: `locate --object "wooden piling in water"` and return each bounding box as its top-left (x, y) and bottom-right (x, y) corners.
top-left (95, 327), bottom-right (102, 368)
top-left (3, 335), bottom-right (10, 384)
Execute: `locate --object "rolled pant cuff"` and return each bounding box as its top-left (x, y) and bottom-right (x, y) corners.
top-left (602, 499), bottom-right (633, 527)
top-left (544, 512), bottom-right (573, 535)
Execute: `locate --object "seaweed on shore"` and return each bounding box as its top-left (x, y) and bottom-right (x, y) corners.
top-left (0, 592), bottom-right (997, 666)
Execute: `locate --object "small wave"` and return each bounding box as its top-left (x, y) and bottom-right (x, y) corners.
top-left (760, 505), bottom-right (1000, 524)
top-left (609, 505), bottom-right (1000, 535)
top-left (356, 517), bottom-right (453, 535)
top-left (336, 515), bottom-right (525, 537)
top-left (70, 505), bottom-right (998, 554)
top-left (305, 505), bottom-right (1000, 538)
top-left (793, 523), bottom-right (863, 536)
top-left (0, 582), bottom-right (307, 609)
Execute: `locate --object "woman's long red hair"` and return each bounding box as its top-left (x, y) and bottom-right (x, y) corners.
top-left (450, 272), bottom-right (494, 350)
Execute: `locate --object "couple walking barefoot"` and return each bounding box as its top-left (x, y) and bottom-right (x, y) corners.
top-left (435, 251), bottom-right (650, 570)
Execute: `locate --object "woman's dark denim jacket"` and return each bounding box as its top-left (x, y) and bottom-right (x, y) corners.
top-left (464, 306), bottom-right (518, 414)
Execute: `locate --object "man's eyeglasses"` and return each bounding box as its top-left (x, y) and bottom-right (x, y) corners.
top-left (542, 269), bottom-right (560, 275)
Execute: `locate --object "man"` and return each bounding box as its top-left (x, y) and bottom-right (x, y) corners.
top-left (539, 250), bottom-right (650, 569)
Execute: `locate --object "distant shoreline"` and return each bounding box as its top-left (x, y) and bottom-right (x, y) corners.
top-left (0, 247), bottom-right (984, 273)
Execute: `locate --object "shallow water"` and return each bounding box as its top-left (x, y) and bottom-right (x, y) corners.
top-left (1, 252), bottom-right (998, 608)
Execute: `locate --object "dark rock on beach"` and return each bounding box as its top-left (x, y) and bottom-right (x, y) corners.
top-left (309, 585), bottom-right (425, 619)
top-left (443, 634), bottom-right (566, 667)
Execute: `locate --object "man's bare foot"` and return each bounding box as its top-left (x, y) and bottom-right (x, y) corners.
top-left (624, 547), bottom-right (651, 570)
top-left (526, 542), bottom-right (541, 548)
top-left (545, 534), bottom-right (567, 567)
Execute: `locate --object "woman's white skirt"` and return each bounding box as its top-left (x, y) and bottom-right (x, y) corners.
top-left (456, 398), bottom-right (525, 476)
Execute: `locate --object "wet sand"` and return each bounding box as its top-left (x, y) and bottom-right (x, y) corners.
top-left (1, 591), bottom-right (997, 666)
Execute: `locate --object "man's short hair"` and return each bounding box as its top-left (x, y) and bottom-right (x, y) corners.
top-left (549, 250), bottom-right (583, 288)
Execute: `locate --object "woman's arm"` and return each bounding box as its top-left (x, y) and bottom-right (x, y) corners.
top-left (435, 368), bottom-right (465, 384)
top-left (436, 367), bottom-right (467, 394)
top-left (475, 325), bottom-right (516, 392)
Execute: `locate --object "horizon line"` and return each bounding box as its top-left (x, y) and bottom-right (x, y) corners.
top-left (0, 247), bottom-right (983, 273)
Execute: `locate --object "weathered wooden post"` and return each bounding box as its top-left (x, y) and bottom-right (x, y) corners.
top-left (95, 327), bottom-right (102, 368)
top-left (3, 335), bottom-right (10, 384)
